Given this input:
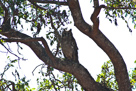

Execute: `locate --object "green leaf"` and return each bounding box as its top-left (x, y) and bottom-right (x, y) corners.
top-left (0, 39), bottom-right (5, 43)
top-left (11, 60), bottom-right (17, 63)
top-left (134, 60), bottom-right (136, 63)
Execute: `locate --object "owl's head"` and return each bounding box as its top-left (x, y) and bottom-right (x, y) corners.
top-left (62, 29), bottom-right (72, 38)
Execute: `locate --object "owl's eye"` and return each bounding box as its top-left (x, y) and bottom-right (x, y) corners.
top-left (68, 32), bottom-right (72, 36)
top-left (62, 32), bottom-right (66, 37)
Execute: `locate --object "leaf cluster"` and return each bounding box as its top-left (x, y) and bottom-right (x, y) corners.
top-left (96, 60), bottom-right (136, 90)
top-left (0, 56), bottom-right (35, 91)
top-left (102, 0), bottom-right (136, 31)
top-left (96, 60), bottom-right (118, 90)
top-left (36, 65), bottom-right (83, 91)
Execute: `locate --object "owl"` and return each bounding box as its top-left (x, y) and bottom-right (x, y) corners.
top-left (61, 29), bottom-right (79, 63)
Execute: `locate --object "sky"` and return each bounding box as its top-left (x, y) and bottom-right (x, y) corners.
top-left (0, 0), bottom-right (136, 90)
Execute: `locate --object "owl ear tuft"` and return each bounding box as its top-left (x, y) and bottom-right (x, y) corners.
top-left (69, 29), bottom-right (72, 32)
top-left (63, 28), bottom-right (68, 32)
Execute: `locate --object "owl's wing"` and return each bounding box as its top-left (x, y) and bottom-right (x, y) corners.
top-left (71, 38), bottom-right (79, 63)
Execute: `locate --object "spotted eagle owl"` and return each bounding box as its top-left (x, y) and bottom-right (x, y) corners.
top-left (61, 29), bottom-right (79, 63)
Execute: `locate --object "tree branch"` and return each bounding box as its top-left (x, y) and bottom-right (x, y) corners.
top-left (0, 41), bottom-right (22, 60)
top-left (0, 2), bottom-right (8, 21)
top-left (28, 0), bottom-right (47, 11)
top-left (2, 37), bottom-right (56, 62)
top-left (32, 0), bottom-right (68, 5)
top-left (68, 0), bottom-right (92, 34)
top-left (105, 6), bottom-right (136, 9)
top-left (91, 5), bottom-right (105, 32)
top-left (95, 4), bottom-right (136, 10)
top-left (93, 0), bottom-right (99, 8)
top-left (68, 0), bottom-right (131, 91)
top-left (0, 28), bottom-right (111, 91)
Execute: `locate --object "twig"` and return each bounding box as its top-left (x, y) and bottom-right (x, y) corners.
top-left (28, 0), bottom-right (47, 11)
top-left (33, 0), bottom-right (68, 5)
top-left (49, 14), bottom-right (61, 41)
top-left (105, 6), bottom-right (136, 10)
top-left (2, 37), bottom-right (56, 62)
top-left (32, 63), bottom-right (45, 75)
top-left (0, 42), bottom-right (21, 59)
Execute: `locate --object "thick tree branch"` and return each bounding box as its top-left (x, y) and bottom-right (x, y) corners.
top-left (68, 0), bottom-right (131, 91)
top-left (93, 0), bottom-right (99, 8)
top-left (68, 0), bottom-right (92, 34)
top-left (0, 27), bottom-right (111, 91)
top-left (0, 2), bottom-right (8, 21)
top-left (0, 1), bottom-right (10, 29)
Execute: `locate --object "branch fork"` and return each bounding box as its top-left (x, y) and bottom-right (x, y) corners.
top-left (91, 5), bottom-right (105, 32)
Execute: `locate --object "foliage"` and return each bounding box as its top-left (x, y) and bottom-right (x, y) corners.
top-left (0, 0), bottom-right (70, 45)
top-left (100, 0), bottom-right (136, 31)
top-left (1, 58), bottom-right (136, 90)
top-left (129, 60), bottom-right (136, 89)
top-left (0, 57), bottom-right (83, 91)
top-left (0, 56), bottom-right (35, 91)
top-left (36, 66), bottom-right (83, 91)
top-left (96, 60), bottom-right (118, 90)
top-left (96, 60), bottom-right (136, 90)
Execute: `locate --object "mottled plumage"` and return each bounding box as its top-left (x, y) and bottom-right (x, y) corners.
top-left (61, 29), bottom-right (79, 63)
